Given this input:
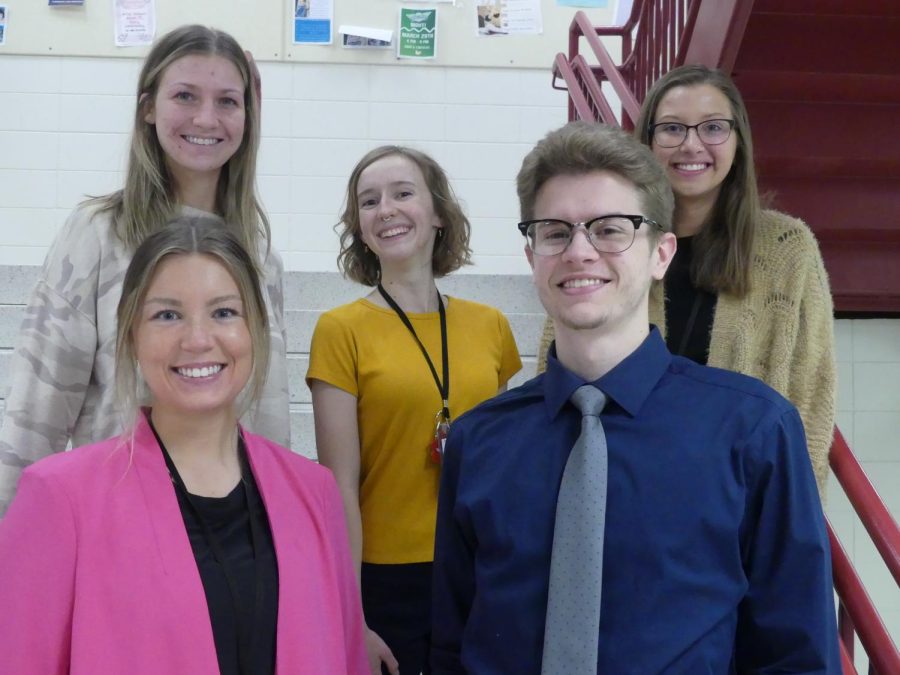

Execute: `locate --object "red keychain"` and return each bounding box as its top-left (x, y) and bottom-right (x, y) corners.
top-left (430, 409), bottom-right (451, 464)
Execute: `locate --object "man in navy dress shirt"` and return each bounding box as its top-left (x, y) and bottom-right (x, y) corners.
top-left (430, 122), bottom-right (840, 674)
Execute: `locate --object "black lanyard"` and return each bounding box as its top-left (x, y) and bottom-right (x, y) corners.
top-left (377, 283), bottom-right (450, 421)
top-left (149, 419), bottom-right (264, 675)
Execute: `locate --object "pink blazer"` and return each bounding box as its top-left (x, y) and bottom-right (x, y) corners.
top-left (0, 414), bottom-right (368, 675)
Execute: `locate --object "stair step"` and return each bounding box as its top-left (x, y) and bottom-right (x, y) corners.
top-left (753, 0), bottom-right (900, 17)
top-left (737, 13), bottom-right (900, 75)
top-left (757, 176), bottom-right (900, 226)
top-left (747, 102), bottom-right (900, 167)
top-left (819, 241), bottom-right (900, 313)
top-left (756, 157), bottom-right (900, 180)
top-left (734, 71), bottom-right (900, 105)
top-left (816, 229), bottom-right (900, 244)
top-left (756, 174), bottom-right (900, 312)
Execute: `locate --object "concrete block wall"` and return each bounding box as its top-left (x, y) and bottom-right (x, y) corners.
top-left (0, 55), bottom-right (567, 272)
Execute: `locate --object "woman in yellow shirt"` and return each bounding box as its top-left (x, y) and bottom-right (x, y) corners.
top-left (307, 146), bottom-right (521, 675)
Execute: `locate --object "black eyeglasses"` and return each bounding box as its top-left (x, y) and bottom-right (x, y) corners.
top-left (649, 119), bottom-right (736, 148)
top-left (517, 215), bottom-right (662, 256)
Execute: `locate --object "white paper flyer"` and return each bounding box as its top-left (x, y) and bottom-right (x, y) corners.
top-left (114, 0), bottom-right (155, 47)
top-left (476, 0), bottom-right (542, 37)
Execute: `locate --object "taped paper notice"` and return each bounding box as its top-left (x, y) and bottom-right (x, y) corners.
top-left (398, 7), bottom-right (437, 59)
top-left (114, 0), bottom-right (155, 47)
top-left (294, 0), bottom-right (333, 44)
top-left (339, 25), bottom-right (393, 48)
top-left (476, 0), bottom-right (542, 37)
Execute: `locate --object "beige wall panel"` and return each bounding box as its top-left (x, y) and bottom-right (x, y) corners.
top-left (0, 0), bottom-right (615, 69)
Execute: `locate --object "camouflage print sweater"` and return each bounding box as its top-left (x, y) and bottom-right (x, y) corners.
top-left (0, 202), bottom-right (290, 514)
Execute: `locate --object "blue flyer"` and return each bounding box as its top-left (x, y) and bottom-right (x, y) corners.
top-left (294, 0), bottom-right (333, 44)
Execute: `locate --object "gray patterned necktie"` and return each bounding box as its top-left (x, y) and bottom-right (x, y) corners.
top-left (541, 384), bottom-right (608, 675)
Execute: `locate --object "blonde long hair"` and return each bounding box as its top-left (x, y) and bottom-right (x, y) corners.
top-left (93, 24), bottom-right (269, 257)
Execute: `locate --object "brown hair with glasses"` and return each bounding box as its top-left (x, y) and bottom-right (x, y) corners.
top-left (636, 65), bottom-right (760, 296)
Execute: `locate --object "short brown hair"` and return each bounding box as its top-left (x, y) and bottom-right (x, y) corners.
top-left (115, 216), bottom-right (270, 420)
top-left (337, 146), bottom-right (472, 286)
top-left (517, 121), bottom-right (674, 237)
top-left (636, 65), bottom-right (760, 296)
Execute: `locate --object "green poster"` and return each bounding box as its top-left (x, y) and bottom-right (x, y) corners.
top-left (398, 7), bottom-right (437, 59)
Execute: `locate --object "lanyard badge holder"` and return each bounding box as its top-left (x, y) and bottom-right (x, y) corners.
top-left (431, 405), bottom-right (451, 464)
top-left (378, 284), bottom-right (451, 465)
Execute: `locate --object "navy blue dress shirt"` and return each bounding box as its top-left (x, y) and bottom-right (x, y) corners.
top-left (431, 328), bottom-right (840, 674)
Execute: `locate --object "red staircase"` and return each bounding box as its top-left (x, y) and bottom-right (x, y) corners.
top-left (550, 1), bottom-right (900, 671)
top-left (733, 0), bottom-right (900, 313)
top-left (552, 0), bottom-right (900, 313)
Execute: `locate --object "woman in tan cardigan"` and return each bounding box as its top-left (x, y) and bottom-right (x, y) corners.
top-left (537, 65), bottom-right (835, 495)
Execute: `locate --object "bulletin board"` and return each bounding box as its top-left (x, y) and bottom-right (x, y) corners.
top-left (0, 0), bottom-right (616, 69)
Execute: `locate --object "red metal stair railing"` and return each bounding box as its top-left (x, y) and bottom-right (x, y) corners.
top-left (550, 0), bottom-right (755, 128)
top-left (551, 1), bottom-right (700, 128)
top-left (828, 428), bottom-right (900, 674)
top-left (551, 6), bottom-right (642, 128)
top-left (552, 52), bottom-right (618, 126)
top-left (832, 428), bottom-right (900, 588)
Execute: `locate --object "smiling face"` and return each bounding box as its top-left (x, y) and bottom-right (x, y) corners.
top-left (526, 170), bottom-right (674, 342)
top-left (144, 54), bottom-right (246, 194)
top-left (356, 154), bottom-right (442, 274)
top-left (650, 83), bottom-right (737, 214)
top-left (132, 253), bottom-right (252, 422)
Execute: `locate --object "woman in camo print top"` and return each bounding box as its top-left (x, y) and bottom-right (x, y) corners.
top-left (0, 25), bottom-right (290, 514)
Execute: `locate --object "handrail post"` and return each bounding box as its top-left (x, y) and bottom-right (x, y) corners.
top-left (837, 600), bottom-right (855, 661)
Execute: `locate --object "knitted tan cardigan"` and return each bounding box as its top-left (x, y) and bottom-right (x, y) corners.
top-left (536, 210), bottom-right (836, 496)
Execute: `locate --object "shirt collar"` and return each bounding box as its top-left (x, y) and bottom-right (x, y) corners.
top-left (543, 326), bottom-right (672, 419)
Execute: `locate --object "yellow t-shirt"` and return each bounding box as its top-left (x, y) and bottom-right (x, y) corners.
top-left (307, 297), bottom-right (522, 564)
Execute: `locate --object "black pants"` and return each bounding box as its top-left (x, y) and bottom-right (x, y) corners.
top-left (361, 562), bottom-right (433, 675)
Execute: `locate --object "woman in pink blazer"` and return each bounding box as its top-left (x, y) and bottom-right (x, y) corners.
top-left (0, 217), bottom-right (369, 675)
